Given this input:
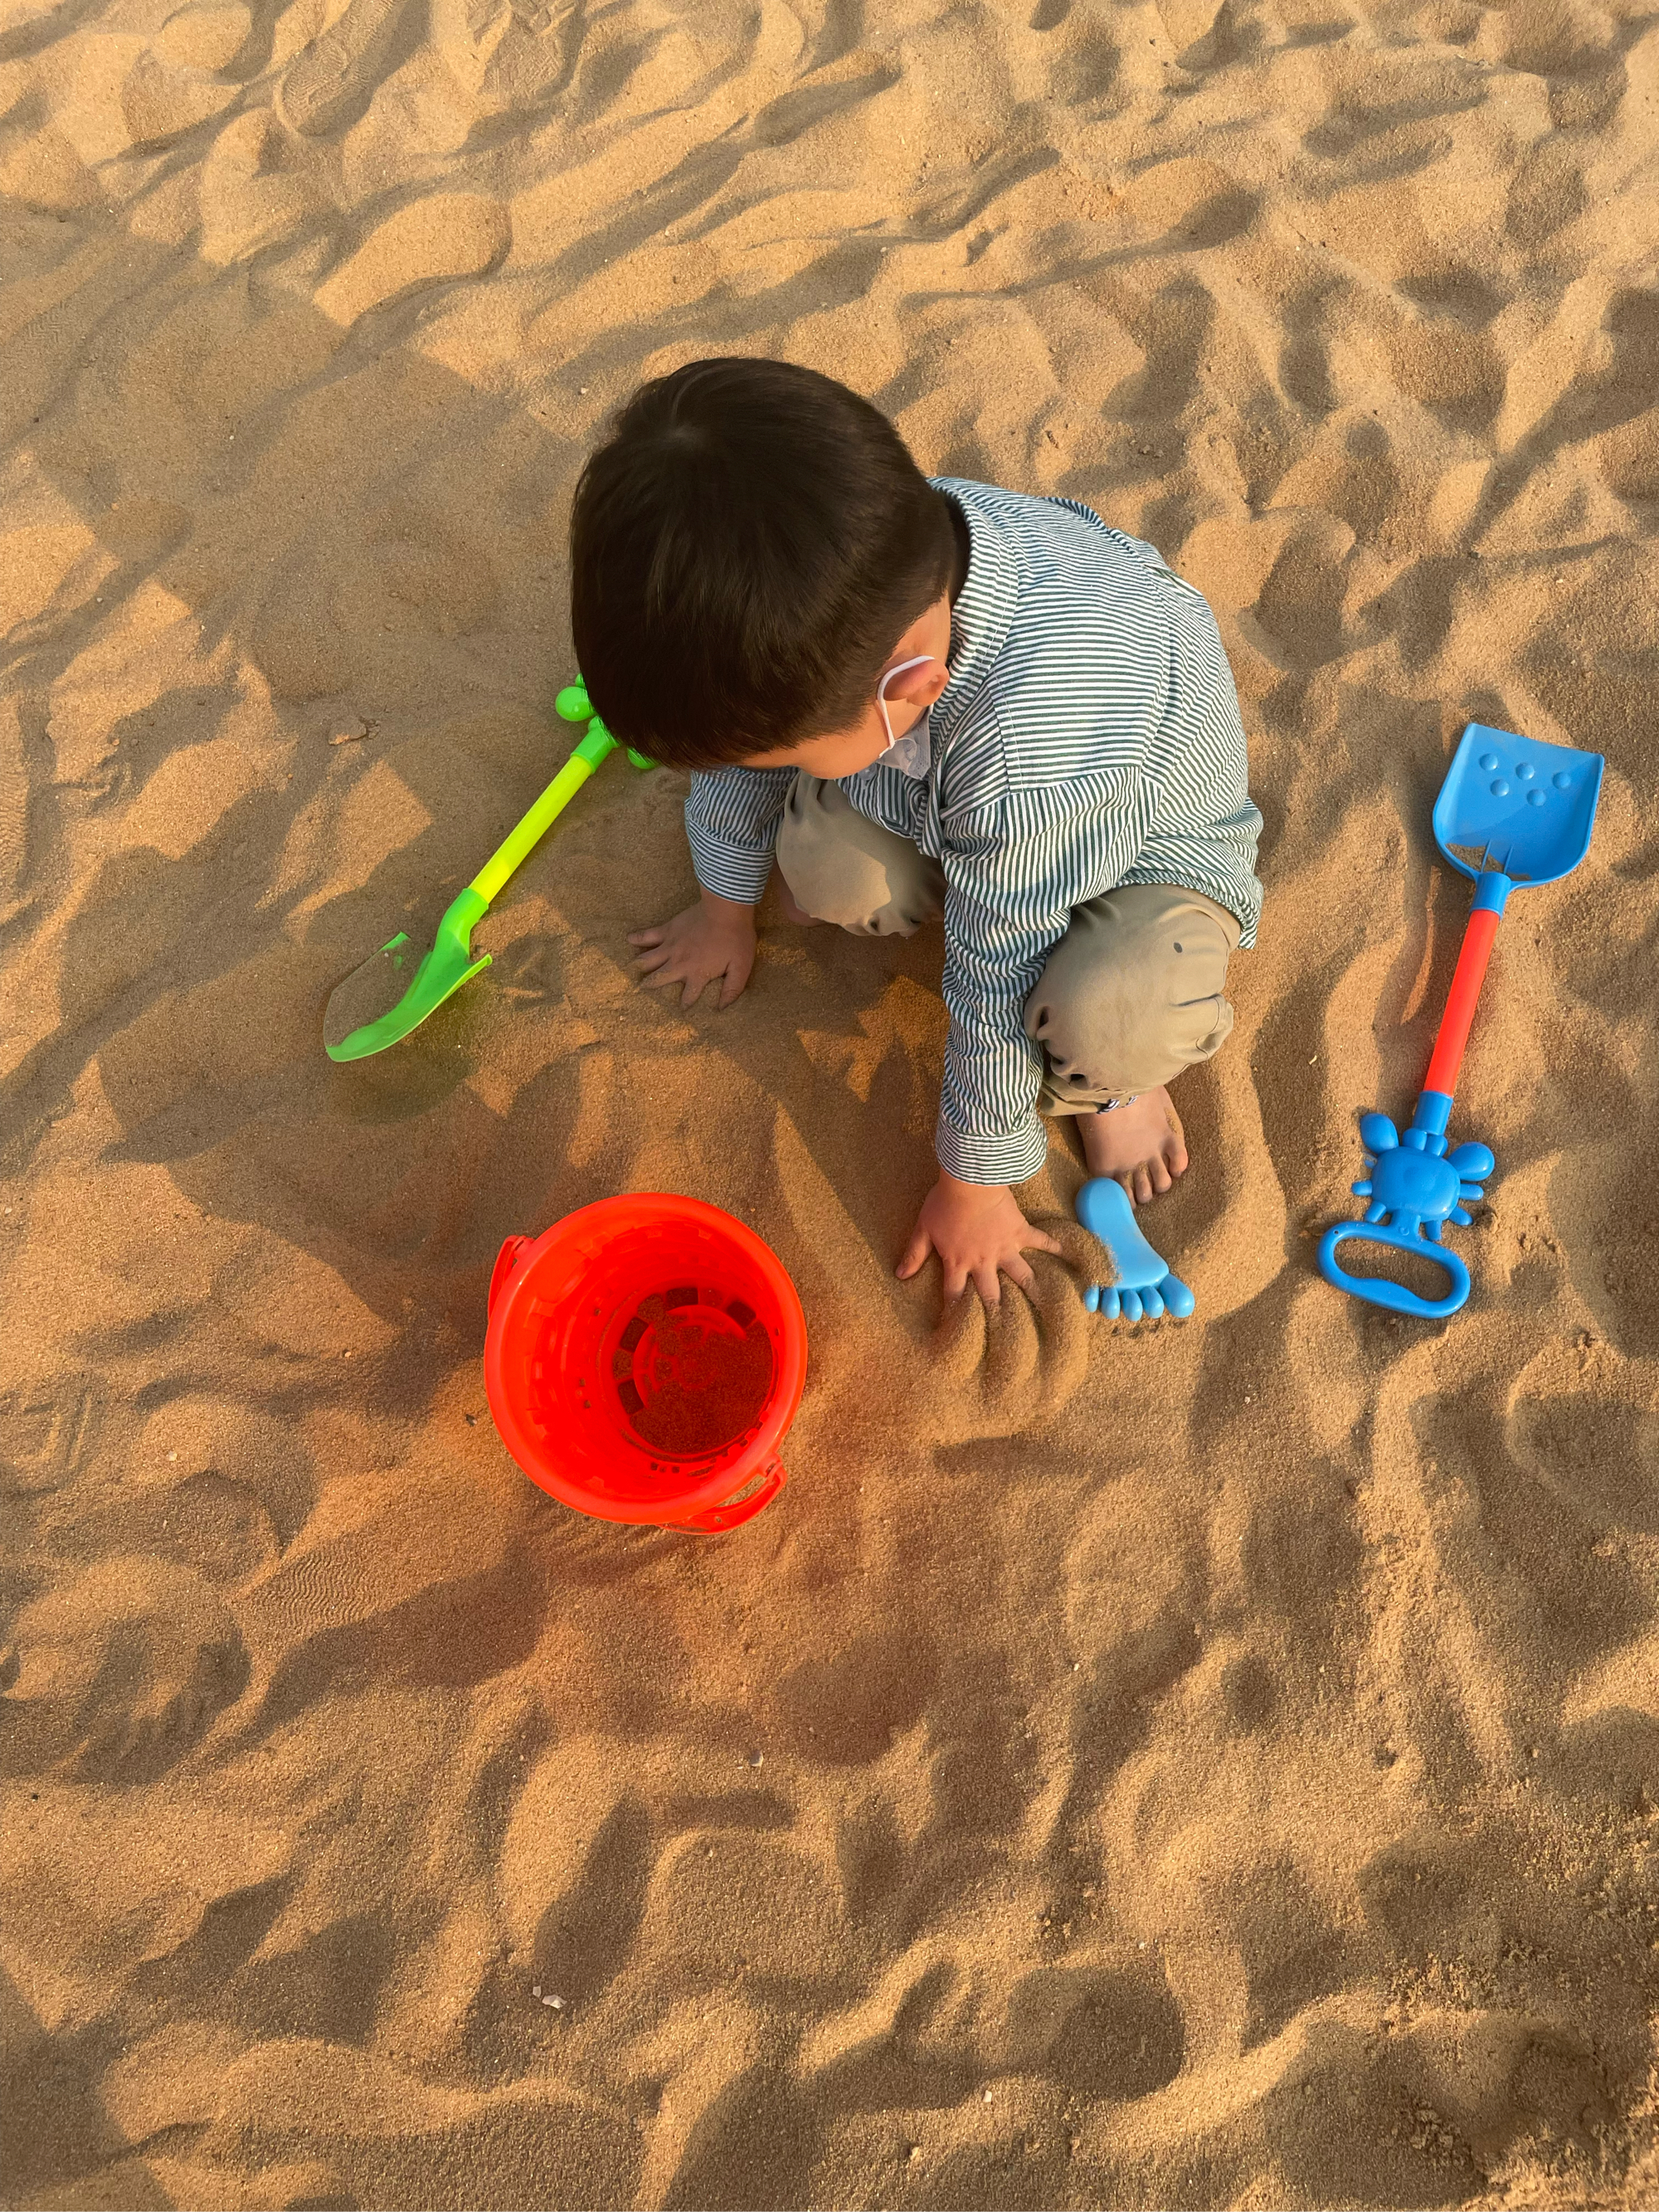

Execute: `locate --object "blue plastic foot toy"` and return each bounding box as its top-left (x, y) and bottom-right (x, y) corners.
top-left (1076, 1178), bottom-right (1196, 1323)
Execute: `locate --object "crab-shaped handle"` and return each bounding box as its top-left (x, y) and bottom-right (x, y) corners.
top-left (1317, 1092), bottom-right (1495, 1320)
top-left (1348, 1112), bottom-right (1493, 1235)
top-left (1076, 1177), bottom-right (1195, 1324)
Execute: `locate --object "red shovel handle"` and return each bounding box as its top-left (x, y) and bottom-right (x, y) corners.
top-left (1423, 905), bottom-right (1501, 1101)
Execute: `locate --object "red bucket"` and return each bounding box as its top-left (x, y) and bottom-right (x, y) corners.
top-left (484, 1194), bottom-right (807, 1533)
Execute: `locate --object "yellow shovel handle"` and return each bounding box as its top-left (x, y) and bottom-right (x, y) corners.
top-left (468, 722), bottom-right (617, 906)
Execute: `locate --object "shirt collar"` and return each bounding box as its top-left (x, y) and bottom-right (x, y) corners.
top-left (929, 479), bottom-right (1021, 746)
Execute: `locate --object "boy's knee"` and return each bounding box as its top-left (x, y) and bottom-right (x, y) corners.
top-left (776, 773), bottom-right (943, 938)
top-left (1028, 882), bottom-right (1241, 1099)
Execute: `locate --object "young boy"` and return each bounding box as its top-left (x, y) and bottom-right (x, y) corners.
top-left (571, 358), bottom-right (1262, 1308)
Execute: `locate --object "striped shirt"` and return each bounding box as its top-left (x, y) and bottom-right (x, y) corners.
top-left (686, 478), bottom-right (1263, 1184)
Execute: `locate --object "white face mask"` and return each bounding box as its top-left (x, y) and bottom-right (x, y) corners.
top-left (875, 654), bottom-right (936, 780)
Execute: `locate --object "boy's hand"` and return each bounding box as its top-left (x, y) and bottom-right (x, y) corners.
top-left (897, 1171), bottom-right (1063, 1305)
top-left (629, 888), bottom-right (757, 1008)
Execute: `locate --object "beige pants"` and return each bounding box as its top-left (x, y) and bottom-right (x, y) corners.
top-left (776, 773), bottom-right (1241, 1111)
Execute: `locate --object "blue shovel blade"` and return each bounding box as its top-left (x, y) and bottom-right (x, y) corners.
top-left (1433, 722), bottom-right (1603, 886)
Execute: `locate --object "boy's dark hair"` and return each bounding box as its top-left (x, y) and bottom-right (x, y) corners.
top-left (570, 358), bottom-right (955, 770)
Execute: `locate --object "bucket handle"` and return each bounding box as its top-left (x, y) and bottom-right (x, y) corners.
top-left (489, 1235), bottom-right (532, 1314)
top-left (679, 1459), bottom-right (787, 1535)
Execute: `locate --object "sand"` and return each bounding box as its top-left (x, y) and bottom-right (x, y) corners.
top-left (2, 0), bottom-right (1657, 2204)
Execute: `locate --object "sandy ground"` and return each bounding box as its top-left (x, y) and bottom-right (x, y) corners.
top-left (3, 0), bottom-right (1659, 2204)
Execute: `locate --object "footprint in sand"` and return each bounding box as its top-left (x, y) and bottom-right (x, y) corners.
top-left (0, 1381), bottom-right (101, 1499)
top-left (314, 193), bottom-right (511, 326)
top-left (279, 0), bottom-right (414, 137)
top-left (428, 0), bottom-right (571, 110)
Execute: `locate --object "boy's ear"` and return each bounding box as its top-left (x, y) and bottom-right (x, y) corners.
top-left (892, 658), bottom-right (948, 708)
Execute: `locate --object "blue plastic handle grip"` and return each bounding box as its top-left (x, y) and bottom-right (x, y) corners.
top-left (1316, 1221), bottom-right (1470, 1320)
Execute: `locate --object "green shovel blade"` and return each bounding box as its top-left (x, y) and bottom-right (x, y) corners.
top-left (325, 703), bottom-right (628, 1057)
top-left (323, 696), bottom-right (637, 1065)
top-left (325, 887), bottom-right (489, 1062)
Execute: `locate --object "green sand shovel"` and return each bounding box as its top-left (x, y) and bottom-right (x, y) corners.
top-left (324, 682), bottom-right (653, 1062)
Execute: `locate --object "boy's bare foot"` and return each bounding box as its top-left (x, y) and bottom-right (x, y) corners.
top-left (1078, 1087), bottom-right (1188, 1205)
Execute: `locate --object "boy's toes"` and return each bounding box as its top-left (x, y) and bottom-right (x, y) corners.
top-left (1164, 1102), bottom-right (1190, 1179)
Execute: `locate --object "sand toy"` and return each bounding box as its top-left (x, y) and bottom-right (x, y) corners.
top-left (1076, 1175), bottom-right (1196, 1322)
top-left (324, 681), bottom-right (653, 1062)
top-left (485, 1194), bottom-right (808, 1533)
top-left (1319, 721), bottom-right (1603, 1320)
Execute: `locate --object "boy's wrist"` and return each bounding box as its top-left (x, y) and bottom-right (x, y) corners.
top-left (937, 1169), bottom-right (1010, 1199)
top-left (698, 887), bottom-right (756, 923)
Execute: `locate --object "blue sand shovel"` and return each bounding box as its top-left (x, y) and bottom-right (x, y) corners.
top-left (1076, 1177), bottom-right (1196, 1323)
top-left (1318, 720), bottom-right (1603, 1321)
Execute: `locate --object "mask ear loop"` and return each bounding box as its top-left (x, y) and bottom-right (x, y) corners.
top-left (877, 655), bottom-right (936, 750)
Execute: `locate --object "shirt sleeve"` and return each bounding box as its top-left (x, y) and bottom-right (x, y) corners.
top-left (684, 766), bottom-right (795, 904)
top-left (1117, 575), bottom-right (1264, 946)
top-left (934, 800), bottom-right (1078, 1185)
